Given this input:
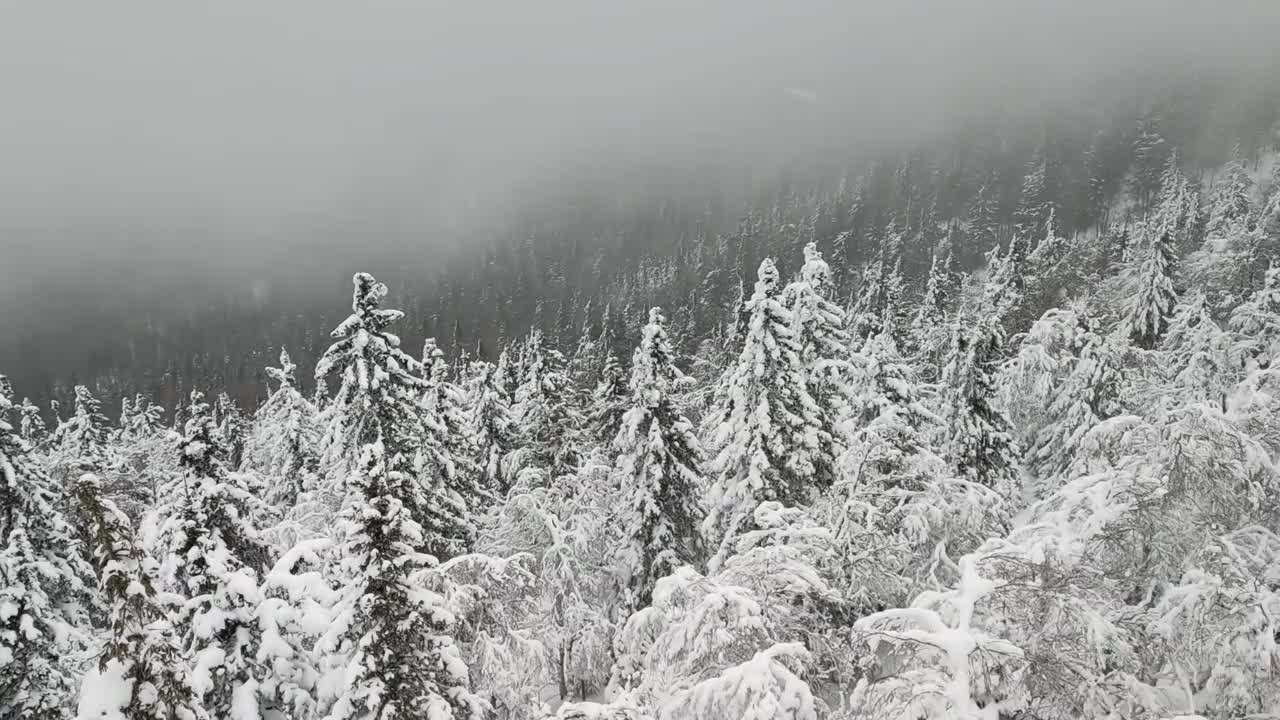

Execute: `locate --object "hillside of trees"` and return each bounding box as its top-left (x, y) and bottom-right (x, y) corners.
top-left (5, 70), bottom-right (1280, 718)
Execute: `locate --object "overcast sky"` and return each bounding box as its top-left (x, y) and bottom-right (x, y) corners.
top-left (0, 1), bottom-right (1278, 271)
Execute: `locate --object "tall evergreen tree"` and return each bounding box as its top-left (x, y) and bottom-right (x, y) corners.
top-left (702, 259), bottom-right (829, 567)
top-left (941, 269), bottom-right (1021, 492)
top-left (1206, 148), bottom-right (1255, 238)
top-left (314, 273), bottom-right (473, 558)
top-left (52, 385), bottom-right (112, 471)
top-left (614, 308), bottom-right (705, 608)
top-left (147, 391), bottom-right (274, 718)
top-left (319, 440), bottom-right (481, 720)
top-left (243, 348), bottom-right (320, 507)
top-left (462, 359), bottom-right (516, 496)
top-left (1122, 230), bottom-right (1179, 349)
top-left (0, 382), bottom-right (93, 720)
top-left (74, 472), bottom-right (206, 720)
top-left (782, 242), bottom-right (850, 465)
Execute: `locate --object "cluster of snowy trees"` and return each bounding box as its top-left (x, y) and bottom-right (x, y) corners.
top-left (10, 126), bottom-right (1280, 719)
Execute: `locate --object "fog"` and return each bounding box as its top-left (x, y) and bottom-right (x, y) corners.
top-left (1, 0), bottom-right (1279, 303)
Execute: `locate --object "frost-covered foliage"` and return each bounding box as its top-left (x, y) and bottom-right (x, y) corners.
top-left (475, 461), bottom-right (621, 712)
top-left (1122, 228), bottom-right (1179, 349)
top-left (317, 441), bottom-right (481, 720)
top-left (783, 242), bottom-right (854, 446)
top-left (510, 330), bottom-right (586, 482)
top-left (462, 359), bottom-right (517, 496)
top-left (613, 308), bottom-right (704, 608)
top-left (0, 384), bottom-right (94, 720)
top-left (703, 259), bottom-right (831, 566)
top-left (73, 472), bottom-right (204, 720)
top-left (12, 118), bottom-right (1280, 719)
top-left (314, 273), bottom-right (473, 558)
top-left (598, 502), bottom-right (837, 720)
top-left (242, 348), bottom-right (320, 508)
top-left (52, 385), bottom-right (114, 472)
top-left (940, 270), bottom-right (1020, 493)
top-left (314, 272), bottom-right (432, 494)
top-left (144, 391), bottom-right (276, 718)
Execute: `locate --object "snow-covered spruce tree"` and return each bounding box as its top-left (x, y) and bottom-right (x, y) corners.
top-left (215, 392), bottom-right (249, 471)
top-left (510, 329), bottom-right (584, 484)
top-left (702, 258), bottom-right (830, 568)
top-left (1229, 265), bottom-right (1280, 370)
top-left (1205, 148), bottom-right (1254, 239)
top-left (1028, 331), bottom-right (1127, 488)
top-left (52, 384), bottom-right (113, 472)
top-left (1121, 229), bottom-right (1178, 350)
top-left (314, 273), bottom-right (473, 557)
top-left (586, 348), bottom-right (629, 446)
top-left (614, 307), bottom-right (704, 609)
top-left (845, 329), bottom-right (939, 488)
top-left (462, 359), bottom-right (516, 497)
top-left (242, 348), bottom-right (320, 507)
top-left (423, 338), bottom-right (486, 522)
top-left (1160, 292), bottom-right (1236, 406)
top-left (119, 394), bottom-right (164, 442)
top-left (1151, 148), bottom-right (1201, 254)
top-left (73, 472), bottom-right (206, 720)
top-left (911, 226), bottom-right (963, 371)
top-left (606, 503), bottom-right (836, 720)
top-left (319, 440), bottom-right (481, 720)
top-left (0, 380), bottom-right (93, 720)
top-left (145, 390), bottom-right (276, 718)
top-left (18, 396), bottom-right (48, 447)
top-left (782, 242), bottom-right (853, 453)
top-left (940, 267), bottom-right (1021, 493)
top-left (314, 272), bottom-right (431, 489)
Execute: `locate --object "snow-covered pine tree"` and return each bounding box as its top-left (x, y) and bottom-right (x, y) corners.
top-left (783, 242), bottom-right (853, 455)
top-left (702, 259), bottom-right (830, 568)
top-left (18, 396), bottom-right (48, 447)
top-left (1028, 331), bottom-right (1126, 487)
top-left (1229, 265), bottom-right (1280, 370)
top-left (1151, 148), bottom-right (1201, 254)
top-left (1121, 229), bottom-right (1179, 349)
top-left (120, 394), bottom-right (164, 442)
top-left (911, 225), bottom-right (963, 358)
top-left (1015, 143), bottom-right (1056, 238)
top-left (316, 273), bottom-right (474, 558)
top-left (614, 307), bottom-right (705, 608)
top-left (423, 338), bottom-right (486, 525)
top-left (847, 329), bottom-right (940, 489)
top-left (587, 348), bottom-right (628, 445)
top-left (73, 472), bottom-right (205, 720)
top-left (940, 267), bottom-right (1021, 493)
top-left (215, 392), bottom-right (248, 471)
top-left (146, 390), bottom-right (275, 718)
top-left (242, 348), bottom-right (319, 507)
top-left (0, 379), bottom-right (94, 720)
top-left (52, 385), bottom-right (112, 472)
top-left (318, 440), bottom-right (481, 720)
top-left (1206, 147), bottom-right (1255, 239)
top-left (462, 359), bottom-right (516, 496)
top-left (1129, 110), bottom-right (1167, 214)
top-left (314, 272), bottom-right (431, 488)
top-left (510, 329), bottom-right (584, 483)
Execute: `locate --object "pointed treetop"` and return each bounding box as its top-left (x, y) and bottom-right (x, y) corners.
top-left (266, 347), bottom-right (298, 390)
top-left (754, 258), bottom-right (780, 297)
top-left (799, 241), bottom-right (831, 288)
top-left (344, 271), bottom-right (404, 335)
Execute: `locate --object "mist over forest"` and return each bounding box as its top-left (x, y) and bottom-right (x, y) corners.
top-left (8, 3), bottom-right (1280, 720)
